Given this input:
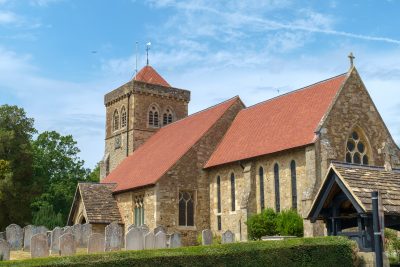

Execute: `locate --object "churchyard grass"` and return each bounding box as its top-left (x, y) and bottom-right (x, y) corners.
top-left (0, 236), bottom-right (356, 267)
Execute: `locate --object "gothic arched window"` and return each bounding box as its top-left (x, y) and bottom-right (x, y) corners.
top-left (230, 173), bottom-right (236, 211)
top-left (121, 106), bottom-right (127, 128)
top-left (134, 196), bottom-right (144, 226)
top-left (274, 163), bottom-right (280, 212)
top-left (148, 105), bottom-right (160, 128)
top-left (179, 191), bottom-right (194, 226)
top-left (290, 160), bottom-right (297, 211)
top-left (259, 166), bottom-right (265, 211)
top-left (346, 129), bottom-right (370, 165)
top-left (113, 110), bottom-right (119, 131)
top-left (163, 108), bottom-right (174, 126)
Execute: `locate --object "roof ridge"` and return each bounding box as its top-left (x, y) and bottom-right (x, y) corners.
top-left (331, 161), bottom-right (400, 172)
top-left (244, 73), bottom-right (347, 111)
top-left (160, 96), bottom-right (240, 129)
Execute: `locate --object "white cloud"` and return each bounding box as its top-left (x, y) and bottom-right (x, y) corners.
top-left (0, 10), bottom-right (18, 24)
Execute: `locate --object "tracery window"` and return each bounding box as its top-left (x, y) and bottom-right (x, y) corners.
top-left (259, 167), bottom-right (265, 211)
top-left (346, 130), bottom-right (369, 165)
top-left (274, 163), bottom-right (280, 212)
top-left (290, 160), bottom-right (297, 211)
top-left (163, 108), bottom-right (174, 126)
top-left (148, 105), bottom-right (159, 127)
top-left (121, 106), bottom-right (127, 128)
top-left (179, 191), bottom-right (194, 226)
top-left (134, 196), bottom-right (144, 226)
top-left (230, 173), bottom-right (236, 211)
top-left (113, 110), bottom-right (119, 131)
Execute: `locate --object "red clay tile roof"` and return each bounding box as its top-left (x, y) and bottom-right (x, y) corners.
top-left (205, 73), bottom-right (348, 168)
top-left (134, 65), bottom-right (171, 87)
top-left (102, 96), bottom-right (241, 192)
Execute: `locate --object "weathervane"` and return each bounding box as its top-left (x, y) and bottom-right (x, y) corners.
top-left (146, 42), bottom-right (151, 66)
top-left (348, 52), bottom-right (355, 68)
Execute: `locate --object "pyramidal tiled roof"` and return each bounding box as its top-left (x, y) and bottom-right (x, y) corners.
top-left (134, 65), bottom-right (171, 87)
top-left (102, 96), bottom-right (242, 193)
top-left (205, 73), bottom-right (348, 168)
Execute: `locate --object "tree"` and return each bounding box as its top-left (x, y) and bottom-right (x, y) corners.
top-left (31, 131), bottom-right (90, 225)
top-left (0, 105), bottom-right (37, 230)
top-left (87, 162), bottom-right (100, 182)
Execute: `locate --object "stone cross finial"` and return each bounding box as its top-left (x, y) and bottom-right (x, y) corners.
top-left (348, 52), bottom-right (355, 68)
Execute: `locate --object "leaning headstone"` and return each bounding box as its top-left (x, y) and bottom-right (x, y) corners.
top-left (144, 232), bottom-right (155, 249)
top-left (154, 231), bottom-right (167, 249)
top-left (81, 223), bottom-right (92, 247)
top-left (105, 222), bottom-right (123, 252)
top-left (222, 230), bottom-right (235, 244)
top-left (59, 233), bottom-right (76, 256)
top-left (87, 233), bottom-right (105, 254)
top-left (30, 233), bottom-right (49, 258)
top-left (202, 229), bottom-right (212, 245)
top-left (0, 239), bottom-right (10, 261)
top-left (169, 233), bottom-right (181, 248)
top-left (154, 226), bottom-right (166, 235)
top-left (6, 224), bottom-right (23, 250)
top-left (72, 224), bottom-right (82, 247)
top-left (0, 232), bottom-right (5, 241)
top-left (125, 227), bottom-right (144, 251)
top-left (50, 227), bottom-right (64, 255)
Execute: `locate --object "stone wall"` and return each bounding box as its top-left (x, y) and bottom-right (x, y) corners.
top-left (154, 99), bottom-right (244, 246)
top-left (208, 146), bottom-right (308, 240)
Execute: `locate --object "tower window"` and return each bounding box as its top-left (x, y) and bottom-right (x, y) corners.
top-left (345, 129), bottom-right (370, 165)
top-left (217, 176), bottom-right (221, 213)
top-left (290, 160), bottom-right (297, 211)
top-left (274, 163), bottom-right (280, 212)
top-left (113, 110), bottom-right (119, 131)
top-left (163, 108), bottom-right (174, 126)
top-left (259, 167), bottom-right (265, 211)
top-left (179, 191), bottom-right (194, 226)
top-left (148, 105), bottom-right (160, 128)
top-left (121, 106), bottom-right (127, 128)
top-left (230, 173), bottom-right (236, 211)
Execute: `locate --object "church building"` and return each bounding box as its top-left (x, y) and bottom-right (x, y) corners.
top-left (67, 60), bottom-right (400, 245)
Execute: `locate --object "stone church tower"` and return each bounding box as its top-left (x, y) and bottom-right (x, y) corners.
top-left (100, 65), bottom-right (191, 179)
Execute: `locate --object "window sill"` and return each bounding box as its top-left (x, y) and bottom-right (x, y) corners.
top-left (177, 226), bottom-right (197, 231)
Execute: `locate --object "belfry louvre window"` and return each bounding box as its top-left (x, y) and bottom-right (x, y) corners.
top-left (148, 106), bottom-right (160, 127)
top-left (121, 106), bottom-right (127, 128)
top-left (290, 160), bottom-right (297, 210)
top-left (163, 108), bottom-right (174, 126)
top-left (230, 173), bottom-right (236, 211)
top-left (134, 196), bottom-right (144, 226)
top-left (274, 163), bottom-right (280, 212)
top-left (346, 130), bottom-right (370, 165)
top-left (113, 110), bottom-right (119, 131)
top-left (217, 176), bottom-right (221, 213)
top-left (259, 167), bottom-right (265, 211)
top-left (179, 191), bottom-right (194, 226)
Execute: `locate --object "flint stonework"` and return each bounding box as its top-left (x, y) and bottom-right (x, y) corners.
top-left (125, 227), bottom-right (143, 251)
top-left (59, 233), bottom-right (76, 256)
top-left (6, 224), bottom-right (23, 250)
top-left (87, 233), bottom-right (105, 254)
top-left (0, 239), bottom-right (10, 261)
top-left (202, 229), bottom-right (212, 245)
top-left (30, 233), bottom-right (49, 258)
top-left (105, 222), bottom-right (123, 252)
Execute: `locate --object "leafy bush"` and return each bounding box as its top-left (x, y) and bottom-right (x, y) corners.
top-left (0, 237), bottom-right (356, 267)
top-left (32, 204), bottom-right (63, 230)
top-left (246, 208), bottom-right (278, 240)
top-left (276, 209), bottom-right (304, 237)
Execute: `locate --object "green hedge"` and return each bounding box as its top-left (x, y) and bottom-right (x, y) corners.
top-left (0, 237), bottom-right (356, 267)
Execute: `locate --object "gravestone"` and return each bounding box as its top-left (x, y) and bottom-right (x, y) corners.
top-left (222, 230), bottom-right (234, 244)
top-left (202, 229), bottom-right (212, 245)
top-left (63, 226), bottom-right (73, 235)
top-left (154, 226), bottom-right (166, 235)
top-left (125, 227), bottom-right (143, 251)
top-left (24, 225), bottom-right (48, 251)
top-left (50, 227), bottom-right (64, 255)
top-left (46, 231), bottom-right (51, 247)
top-left (144, 232), bottom-right (155, 249)
top-left (105, 222), bottom-right (123, 252)
top-left (30, 233), bottom-right (49, 258)
top-left (0, 239), bottom-right (10, 261)
top-left (87, 233), bottom-right (105, 254)
top-left (81, 223), bottom-right (92, 247)
top-left (140, 224), bottom-right (149, 234)
top-left (0, 233), bottom-right (5, 240)
top-left (154, 231), bottom-right (167, 249)
top-left (127, 224), bottom-right (135, 231)
top-left (59, 233), bottom-right (76, 256)
top-left (72, 224), bottom-right (82, 247)
top-left (6, 224), bottom-right (23, 250)
top-left (169, 233), bottom-right (181, 248)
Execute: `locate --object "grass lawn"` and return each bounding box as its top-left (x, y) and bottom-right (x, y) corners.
top-left (10, 248), bottom-right (88, 261)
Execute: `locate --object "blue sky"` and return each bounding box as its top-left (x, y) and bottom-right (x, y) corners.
top-left (1, 0), bottom-right (399, 169)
